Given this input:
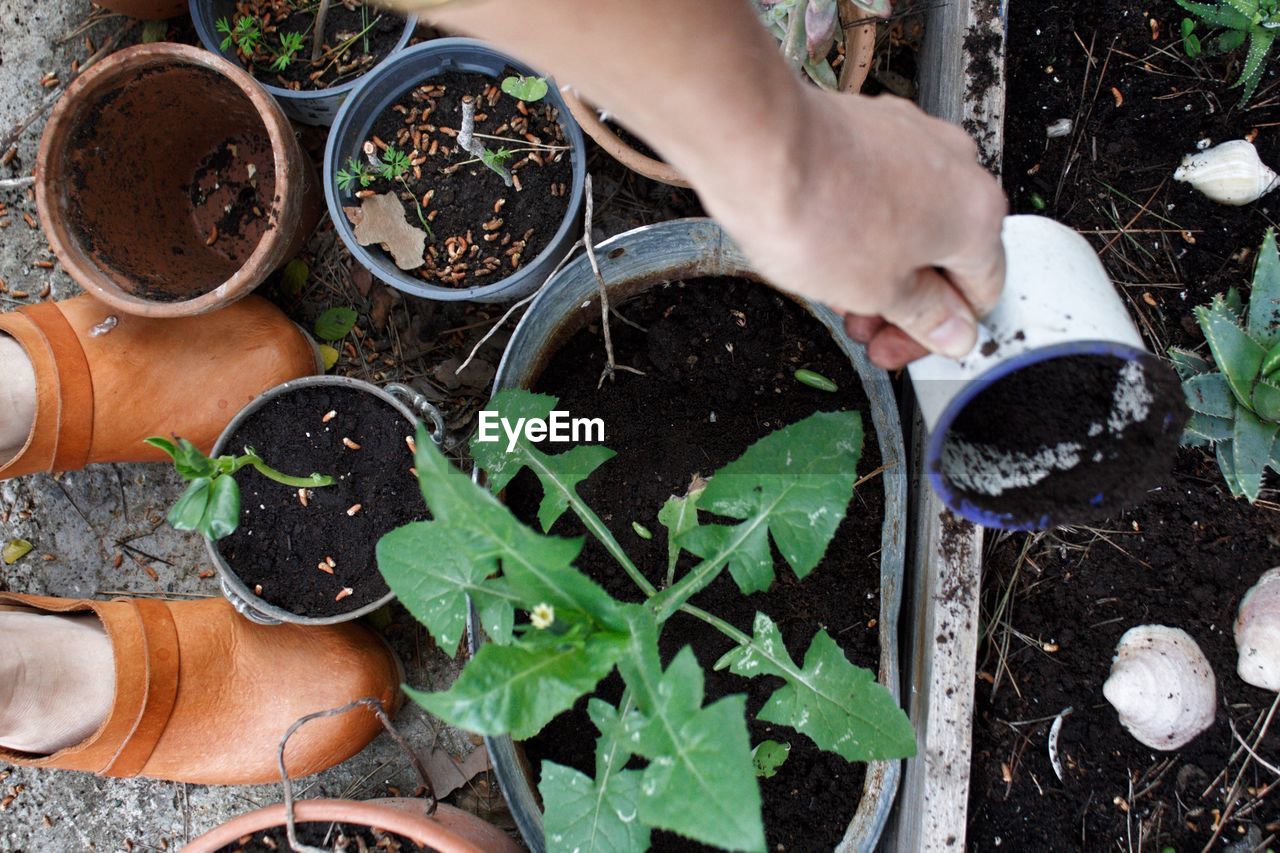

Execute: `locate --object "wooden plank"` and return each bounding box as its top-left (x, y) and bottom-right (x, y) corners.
top-left (884, 0), bottom-right (1006, 849)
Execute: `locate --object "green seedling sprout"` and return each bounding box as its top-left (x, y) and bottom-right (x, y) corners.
top-left (1171, 227), bottom-right (1280, 502)
top-left (376, 389), bottom-right (916, 851)
top-left (146, 436), bottom-right (334, 541)
top-left (216, 15), bottom-right (262, 55)
top-left (500, 74), bottom-right (549, 102)
top-left (271, 31), bottom-right (307, 72)
top-left (1182, 17), bottom-right (1204, 58)
top-left (794, 368), bottom-right (838, 392)
top-left (1175, 0), bottom-right (1280, 104)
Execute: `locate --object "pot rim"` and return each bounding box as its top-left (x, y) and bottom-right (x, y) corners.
top-left (323, 37), bottom-right (588, 302)
top-left (205, 375), bottom-right (420, 626)
top-left (183, 799), bottom-right (488, 853)
top-left (187, 2), bottom-right (420, 103)
top-left (35, 43), bottom-right (303, 318)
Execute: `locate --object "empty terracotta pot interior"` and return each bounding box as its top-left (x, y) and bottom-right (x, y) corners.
top-left (49, 61), bottom-right (280, 303)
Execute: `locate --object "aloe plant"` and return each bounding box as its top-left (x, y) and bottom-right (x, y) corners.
top-left (1175, 0), bottom-right (1280, 104)
top-left (755, 0), bottom-right (891, 90)
top-left (377, 389), bottom-right (915, 852)
top-left (1171, 229), bottom-right (1280, 502)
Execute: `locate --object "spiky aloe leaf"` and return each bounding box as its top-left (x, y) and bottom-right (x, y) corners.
top-left (1234, 407), bottom-right (1279, 501)
top-left (1237, 28), bottom-right (1277, 105)
top-left (1185, 411), bottom-right (1235, 444)
top-left (1218, 440), bottom-right (1246, 497)
top-left (1169, 347), bottom-right (1215, 380)
top-left (1183, 372), bottom-right (1236, 417)
top-left (1197, 302), bottom-right (1265, 406)
top-left (1249, 229), bottom-right (1280, 347)
top-left (1254, 379), bottom-right (1280, 421)
top-left (1176, 0), bottom-right (1252, 28)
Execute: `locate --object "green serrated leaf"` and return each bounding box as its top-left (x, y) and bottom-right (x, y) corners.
top-left (1251, 229), bottom-right (1280, 347)
top-left (1184, 411), bottom-right (1235, 443)
top-left (501, 74), bottom-right (549, 102)
top-left (471, 390), bottom-right (615, 532)
top-left (377, 521), bottom-right (518, 655)
top-left (657, 479), bottom-right (705, 583)
top-left (1255, 379), bottom-right (1280, 421)
top-left (2, 539), bottom-right (33, 565)
top-left (1175, 0), bottom-right (1253, 29)
top-left (716, 612), bottom-right (916, 761)
top-left (655, 411), bottom-right (861, 609)
top-left (1183, 372), bottom-right (1236, 417)
top-left (200, 475), bottom-right (241, 540)
top-left (752, 740), bottom-right (790, 778)
top-left (1197, 303), bottom-right (1265, 405)
top-left (1218, 439), bottom-right (1246, 497)
top-left (167, 478), bottom-right (213, 531)
top-left (405, 426), bottom-right (627, 631)
top-left (409, 627), bottom-right (626, 740)
top-left (1233, 406), bottom-right (1278, 501)
top-left (1237, 29), bottom-right (1275, 105)
top-left (620, 647), bottom-right (764, 852)
top-left (314, 307), bottom-right (358, 341)
top-left (1264, 341), bottom-right (1280, 378)
top-left (1169, 347), bottom-right (1214, 380)
top-left (280, 258), bottom-right (309, 298)
top-left (540, 762), bottom-right (649, 853)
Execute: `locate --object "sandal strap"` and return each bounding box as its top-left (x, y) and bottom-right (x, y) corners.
top-left (20, 302), bottom-right (94, 472)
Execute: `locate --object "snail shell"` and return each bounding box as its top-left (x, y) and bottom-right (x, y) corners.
top-left (1235, 567), bottom-right (1280, 691)
top-left (1102, 625), bottom-right (1216, 751)
top-left (1173, 139), bottom-right (1280, 206)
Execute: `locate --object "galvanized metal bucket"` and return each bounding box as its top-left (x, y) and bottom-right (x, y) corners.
top-left (469, 218), bottom-right (909, 852)
top-left (209, 375), bottom-right (444, 626)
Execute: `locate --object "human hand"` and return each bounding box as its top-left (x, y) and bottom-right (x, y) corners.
top-left (689, 87), bottom-right (1008, 370)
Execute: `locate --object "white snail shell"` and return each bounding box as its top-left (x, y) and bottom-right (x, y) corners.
top-left (1173, 140), bottom-right (1279, 206)
top-left (1235, 567), bottom-right (1280, 691)
top-left (1102, 625), bottom-right (1216, 751)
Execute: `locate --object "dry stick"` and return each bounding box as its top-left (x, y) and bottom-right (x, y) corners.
top-left (278, 697), bottom-right (435, 853)
top-left (454, 237), bottom-right (585, 376)
top-left (310, 0), bottom-right (331, 63)
top-left (1199, 694), bottom-right (1280, 853)
top-left (582, 173), bottom-right (644, 389)
top-left (458, 96), bottom-right (513, 187)
top-left (0, 176), bottom-right (35, 192)
top-left (0, 19), bottom-right (136, 156)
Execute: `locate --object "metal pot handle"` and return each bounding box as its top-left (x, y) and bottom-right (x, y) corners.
top-left (220, 577), bottom-right (283, 626)
top-left (385, 382), bottom-right (446, 446)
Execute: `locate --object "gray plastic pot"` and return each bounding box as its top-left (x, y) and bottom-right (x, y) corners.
top-left (189, 0), bottom-right (417, 126)
top-left (208, 375), bottom-right (444, 626)
top-left (324, 38), bottom-right (587, 303)
top-left (468, 218), bottom-right (909, 852)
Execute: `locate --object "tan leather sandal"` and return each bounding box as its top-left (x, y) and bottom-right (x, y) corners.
top-left (0, 293), bottom-right (320, 481)
top-left (0, 593), bottom-right (403, 785)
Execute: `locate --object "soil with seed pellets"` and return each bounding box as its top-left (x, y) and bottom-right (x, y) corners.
top-left (971, 0), bottom-right (1280, 846)
top-left (216, 385), bottom-right (422, 618)
top-left (509, 278), bottom-right (888, 851)
top-left (937, 353), bottom-right (1187, 528)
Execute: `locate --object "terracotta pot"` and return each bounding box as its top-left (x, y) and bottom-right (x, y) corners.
top-left (565, 8), bottom-right (877, 188)
top-left (36, 43), bottom-right (323, 318)
top-left (184, 798), bottom-right (523, 853)
top-left (93, 0), bottom-right (188, 19)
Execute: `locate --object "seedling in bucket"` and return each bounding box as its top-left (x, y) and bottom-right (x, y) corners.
top-left (909, 216), bottom-right (1189, 530)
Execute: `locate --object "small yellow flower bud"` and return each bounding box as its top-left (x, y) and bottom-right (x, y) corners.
top-left (530, 603), bottom-right (555, 630)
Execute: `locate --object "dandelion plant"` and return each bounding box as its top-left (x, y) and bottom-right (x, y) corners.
top-left (377, 389), bottom-right (915, 852)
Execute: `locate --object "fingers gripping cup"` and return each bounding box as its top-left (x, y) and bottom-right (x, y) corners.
top-left (908, 216), bottom-right (1189, 530)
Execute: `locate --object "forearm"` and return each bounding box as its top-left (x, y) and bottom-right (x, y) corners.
top-left (413, 0), bottom-right (812, 215)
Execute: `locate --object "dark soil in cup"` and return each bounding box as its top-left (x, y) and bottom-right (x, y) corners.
top-left (970, 0), bottom-right (1280, 846)
top-left (342, 68), bottom-right (573, 287)
top-left (217, 385), bottom-right (423, 617)
top-left (218, 0), bottom-right (405, 91)
top-left (509, 278), bottom-right (888, 851)
top-left (968, 448), bottom-right (1280, 851)
top-left (212, 820), bottom-right (434, 852)
top-left (937, 353), bottom-right (1187, 528)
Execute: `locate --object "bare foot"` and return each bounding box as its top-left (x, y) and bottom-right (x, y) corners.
top-left (0, 335), bottom-right (36, 463)
top-left (0, 612), bottom-right (114, 753)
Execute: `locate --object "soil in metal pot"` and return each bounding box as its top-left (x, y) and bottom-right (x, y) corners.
top-left (212, 820), bottom-right (435, 852)
top-left (219, 0), bottom-right (404, 91)
top-left (217, 385), bottom-right (422, 618)
top-left (345, 69), bottom-right (573, 288)
top-left (510, 278), bottom-right (886, 851)
top-left (936, 353), bottom-right (1187, 528)
top-left (969, 0), bottom-right (1280, 845)
top-left (968, 449), bottom-right (1280, 850)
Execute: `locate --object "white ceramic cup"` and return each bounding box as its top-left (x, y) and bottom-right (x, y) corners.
top-left (908, 215), bottom-right (1184, 530)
